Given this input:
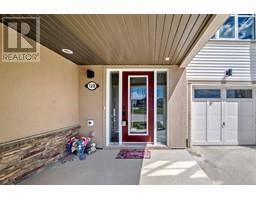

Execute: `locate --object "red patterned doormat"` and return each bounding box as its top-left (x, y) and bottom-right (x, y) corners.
top-left (116, 149), bottom-right (151, 159)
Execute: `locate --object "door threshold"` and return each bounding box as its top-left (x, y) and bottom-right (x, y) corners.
top-left (106, 143), bottom-right (169, 149)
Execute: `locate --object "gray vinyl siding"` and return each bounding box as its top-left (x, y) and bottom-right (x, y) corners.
top-left (187, 41), bottom-right (256, 81)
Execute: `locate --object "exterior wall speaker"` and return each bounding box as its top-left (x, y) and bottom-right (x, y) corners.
top-left (87, 69), bottom-right (94, 78)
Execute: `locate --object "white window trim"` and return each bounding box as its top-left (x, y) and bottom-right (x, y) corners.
top-left (192, 85), bottom-right (222, 102)
top-left (211, 14), bottom-right (256, 41)
top-left (192, 84), bottom-right (256, 99)
top-left (226, 89), bottom-right (253, 100)
top-left (193, 88), bottom-right (222, 101)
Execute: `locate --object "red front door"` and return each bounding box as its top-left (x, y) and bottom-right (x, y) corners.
top-left (122, 71), bottom-right (154, 143)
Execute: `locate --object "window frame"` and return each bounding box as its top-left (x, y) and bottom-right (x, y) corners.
top-left (193, 89), bottom-right (222, 100)
top-left (211, 14), bottom-right (256, 41)
top-left (237, 14), bottom-right (255, 40)
top-left (156, 71), bottom-right (167, 145)
top-left (226, 89), bottom-right (253, 99)
top-left (106, 68), bottom-right (170, 147)
top-left (218, 15), bottom-right (236, 40)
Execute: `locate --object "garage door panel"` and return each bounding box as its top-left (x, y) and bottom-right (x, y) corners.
top-left (207, 117), bottom-right (221, 132)
top-left (237, 101), bottom-right (254, 144)
top-left (224, 102), bottom-right (238, 116)
top-left (206, 101), bottom-right (222, 143)
top-left (191, 101), bottom-right (206, 131)
top-left (237, 102), bottom-right (254, 139)
top-left (225, 116), bottom-right (238, 130)
top-left (207, 120), bottom-right (222, 142)
top-left (191, 87), bottom-right (256, 146)
top-left (238, 117), bottom-right (253, 131)
top-left (207, 131), bottom-right (222, 143)
top-left (192, 117), bottom-right (206, 130)
top-left (191, 101), bottom-right (207, 143)
top-left (207, 101), bottom-right (221, 115)
top-left (224, 100), bottom-right (255, 145)
top-left (223, 130), bottom-right (238, 144)
top-left (238, 131), bottom-right (255, 145)
top-left (192, 131), bottom-right (206, 143)
top-left (238, 101), bottom-right (253, 115)
top-left (192, 102), bottom-right (206, 115)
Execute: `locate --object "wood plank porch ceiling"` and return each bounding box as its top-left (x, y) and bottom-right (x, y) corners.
top-left (1, 14), bottom-right (215, 65)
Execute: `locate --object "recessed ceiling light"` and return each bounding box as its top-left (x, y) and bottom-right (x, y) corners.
top-left (62, 48), bottom-right (73, 54)
top-left (165, 57), bottom-right (170, 61)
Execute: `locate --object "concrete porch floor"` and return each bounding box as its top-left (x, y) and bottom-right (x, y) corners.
top-left (20, 149), bottom-right (211, 185)
top-left (189, 146), bottom-right (256, 185)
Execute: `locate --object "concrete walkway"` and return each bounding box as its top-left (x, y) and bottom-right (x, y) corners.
top-left (20, 149), bottom-right (142, 185)
top-left (140, 150), bottom-right (211, 184)
top-left (189, 146), bottom-right (256, 185)
top-left (20, 149), bottom-right (211, 185)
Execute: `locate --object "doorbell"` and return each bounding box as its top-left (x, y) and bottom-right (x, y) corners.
top-left (87, 119), bottom-right (94, 127)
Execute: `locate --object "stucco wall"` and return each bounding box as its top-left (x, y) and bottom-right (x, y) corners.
top-left (0, 24), bottom-right (80, 143)
top-left (169, 67), bottom-right (187, 148)
top-left (79, 65), bottom-right (187, 148)
top-left (79, 66), bottom-right (105, 147)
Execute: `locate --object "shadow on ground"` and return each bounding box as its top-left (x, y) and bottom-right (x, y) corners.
top-left (20, 149), bottom-right (211, 185)
top-left (20, 150), bottom-right (143, 185)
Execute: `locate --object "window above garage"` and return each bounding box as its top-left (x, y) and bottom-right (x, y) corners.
top-left (226, 89), bottom-right (253, 98)
top-left (194, 89), bottom-right (221, 99)
top-left (193, 88), bottom-right (253, 99)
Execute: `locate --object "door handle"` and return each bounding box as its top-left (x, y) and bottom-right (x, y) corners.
top-left (221, 122), bottom-right (226, 128)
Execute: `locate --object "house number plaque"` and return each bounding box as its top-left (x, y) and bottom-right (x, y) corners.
top-left (85, 81), bottom-right (99, 91)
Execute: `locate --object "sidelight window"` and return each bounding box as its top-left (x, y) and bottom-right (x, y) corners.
top-left (157, 72), bottom-right (167, 145)
top-left (109, 72), bottom-right (120, 143)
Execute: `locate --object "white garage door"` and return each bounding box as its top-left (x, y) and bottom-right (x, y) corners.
top-left (191, 88), bottom-right (256, 145)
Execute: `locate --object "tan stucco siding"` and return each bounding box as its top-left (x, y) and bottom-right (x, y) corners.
top-left (79, 65), bottom-right (187, 148)
top-left (0, 25), bottom-right (80, 143)
top-left (169, 68), bottom-right (187, 148)
top-left (79, 66), bottom-right (105, 147)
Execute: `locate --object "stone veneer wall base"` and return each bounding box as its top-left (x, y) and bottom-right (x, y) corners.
top-left (0, 125), bottom-right (80, 184)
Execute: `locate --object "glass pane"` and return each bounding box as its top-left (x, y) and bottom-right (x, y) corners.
top-left (157, 72), bottom-right (167, 145)
top-left (194, 89), bottom-right (221, 99)
top-left (129, 77), bottom-right (147, 134)
top-left (110, 72), bottom-right (119, 143)
top-left (219, 16), bottom-right (235, 39)
top-left (227, 89), bottom-right (252, 98)
top-left (238, 15), bottom-right (254, 39)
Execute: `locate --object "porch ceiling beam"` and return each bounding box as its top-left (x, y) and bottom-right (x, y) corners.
top-left (179, 14), bottom-right (230, 68)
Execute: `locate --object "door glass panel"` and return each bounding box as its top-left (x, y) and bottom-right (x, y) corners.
top-left (109, 72), bottom-right (119, 143)
top-left (129, 76), bottom-right (147, 134)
